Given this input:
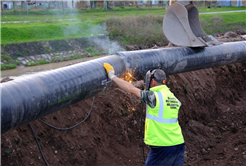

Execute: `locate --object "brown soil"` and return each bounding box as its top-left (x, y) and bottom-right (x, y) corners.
top-left (1, 33), bottom-right (246, 166)
top-left (216, 31), bottom-right (246, 43)
top-left (125, 30), bottom-right (246, 51)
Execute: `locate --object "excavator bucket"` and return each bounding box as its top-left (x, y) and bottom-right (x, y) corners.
top-left (163, 1), bottom-right (221, 47)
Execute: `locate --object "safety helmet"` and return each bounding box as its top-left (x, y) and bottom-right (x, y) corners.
top-left (144, 69), bottom-right (166, 90)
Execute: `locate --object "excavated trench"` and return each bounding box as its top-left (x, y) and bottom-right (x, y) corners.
top-left (1, 61), bottom-right (246, 166)
top-left (1, 32), bottom-right (246, 166)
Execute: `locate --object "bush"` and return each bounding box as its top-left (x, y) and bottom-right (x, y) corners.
top-left (106, 15), bottom-right (168, 46)
top-left (39, 59), bottom-right (49, 64)
top-left (68, 54), bottom-right (80, 60)
top-left (1, 64), bottom-right (17, 70)
top-left (25, 60), bottom-right (49, 66)
top-left (10, 64), bottom-right (16, 68)
top-left (1, 53), bottom-right (13, 63)
top-left (15, 60), bottom-right (22, 65)
top-left (1, 65), bottom-right (6, 70)
top-left (51, 57), bottom-right (62, 63)
top-left (26, 62), bottom-right (39, 66)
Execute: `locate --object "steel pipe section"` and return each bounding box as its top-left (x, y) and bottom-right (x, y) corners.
top-left (1, 41), bottom-right (246, 134)
top-left (117, 41), bottom-right (246, 80)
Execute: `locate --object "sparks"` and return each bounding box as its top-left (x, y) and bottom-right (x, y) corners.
top-left (128, 72), bottom-right (132, 77)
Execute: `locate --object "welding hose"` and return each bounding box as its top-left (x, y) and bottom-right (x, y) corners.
top-left (38, 96), bottom-right (95, 130)
top-left (29, 123), bottom-right (49, 166)
top-left (29, 96), bottom-right (95, 166)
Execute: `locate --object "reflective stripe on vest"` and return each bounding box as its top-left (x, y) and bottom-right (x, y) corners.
top-left (146, 91), bottom-right (178, 123)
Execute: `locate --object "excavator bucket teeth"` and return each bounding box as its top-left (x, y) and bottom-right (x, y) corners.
top-left (163, 2), bottom-right (221, 47)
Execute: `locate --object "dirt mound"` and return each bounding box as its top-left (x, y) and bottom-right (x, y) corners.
top-left (2, 61), bottom-right (246, 166)
top-left (169, 62), bottom-right (246, 166)
top-left (126, 30), bottom-right (246, 50)
top-left (216, 31), bottom-right (246, 43)
top-left (236, 29), bottom-right (246, 35)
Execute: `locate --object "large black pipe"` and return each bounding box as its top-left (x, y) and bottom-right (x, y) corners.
top-left (1, 41), bottom-right (246, 134)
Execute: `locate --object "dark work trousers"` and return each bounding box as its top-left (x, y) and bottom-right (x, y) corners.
top-left (145, 143), bottom-right (185, 166)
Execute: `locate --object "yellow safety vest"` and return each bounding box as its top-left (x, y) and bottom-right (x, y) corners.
top-left (144, 85), bottom-right (184, 146)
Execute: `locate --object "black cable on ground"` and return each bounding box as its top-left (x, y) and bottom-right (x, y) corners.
top-left (38, 96), bottom-right (95, 130)
top-left (28, 123), bottom-right (49, 166)
top-left (29, 96), bottom-right (95, 166)
top-left (140, 102), bottom-right (146, 162)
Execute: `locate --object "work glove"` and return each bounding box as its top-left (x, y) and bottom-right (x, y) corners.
top-left (103, 63), bottom-right (116, 80)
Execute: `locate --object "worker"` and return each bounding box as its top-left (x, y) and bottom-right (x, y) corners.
top-left (103, 63), bottom-right (185, 166)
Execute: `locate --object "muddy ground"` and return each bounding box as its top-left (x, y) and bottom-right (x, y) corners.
top-left (1, 32), bottom-right (246, 166)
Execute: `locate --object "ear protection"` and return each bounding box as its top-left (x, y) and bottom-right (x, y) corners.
top-left (144, 69), bottom-right (166, 90)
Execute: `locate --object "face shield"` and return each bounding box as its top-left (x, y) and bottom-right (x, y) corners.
top-left (144, 70), bottom-right (156, 90)
top-left (144, 69), bottom-right (166, 90)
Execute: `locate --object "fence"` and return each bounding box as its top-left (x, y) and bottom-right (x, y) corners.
top-left (98, 1), bottom-right (245, 8)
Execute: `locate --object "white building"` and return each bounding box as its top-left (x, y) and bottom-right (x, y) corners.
top-left (142, 0), bottom-right (168, 5)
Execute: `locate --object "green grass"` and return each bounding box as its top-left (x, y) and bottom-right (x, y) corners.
top-left (217, 135), bottom-right (222, 139)
top-left (83, 46), bottom-right (104, 56)
top-left (1, 64), bottom-right (17, 70)
top-left (1, 8), bottom-right (166, 22)
top-left (1, 6), bottom-right (245, 22)
top-left (1, 20), bottom-right (105, 44)
top-left (200, 14), bottom-right (246, 35)
top-left (0, 52), bottom-right (20, 70)
top-left (4, 150), bottom-right (12, 155)
top-left (25, 60), bottom-right (49, 66)
top-left (39, 59), bottom-right (49, 64)
top-left (200, 12), bottom-right (246, 25)
top-left (197, 6), bottom-right (246, 13)
top-left (1, 53), bottom-right (12, 61)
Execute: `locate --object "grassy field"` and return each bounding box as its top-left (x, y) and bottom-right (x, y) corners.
top-left (1, 6), bottom-right (245, 70)
top-left (1, 6), bottom-right (245, 22)
top-left (199, 12), bottom-right (246, 24)
top-left (1, 6), bottom-right (245, 44)
top-left (1, 20), bottom-right (105, 44)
